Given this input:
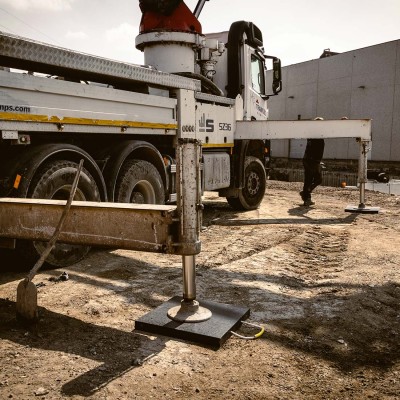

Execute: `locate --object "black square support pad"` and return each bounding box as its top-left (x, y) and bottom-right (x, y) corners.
top-left (135, 296), bottom-right (250, 348)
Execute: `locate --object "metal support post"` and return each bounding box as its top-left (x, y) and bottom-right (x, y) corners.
top-left (182, 255), bottom-right (197, 301)
top-left (345, 139), bottom-right (380, 214)
top-left (174, 138), bottom-right (202, 258)
top-left (358, 139), bottom-right (368, 208)
top-left (168, 138), bottom-right (212, 322)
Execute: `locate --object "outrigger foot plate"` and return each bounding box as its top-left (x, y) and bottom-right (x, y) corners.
top-left (135, 296), bottom-right (250, 348)
top-left (345, 205), bottom-right (380, 214)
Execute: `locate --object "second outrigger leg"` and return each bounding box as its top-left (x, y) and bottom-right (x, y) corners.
top-left (345, 139), bottom-right (380, 214)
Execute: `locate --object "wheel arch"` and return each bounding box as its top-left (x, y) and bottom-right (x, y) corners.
top-left (101, 140), bottom-right (167, 202)
top-left (233, 139), bottom-right (264, 188)
top-left (6, 143), bottom-right (107, 201)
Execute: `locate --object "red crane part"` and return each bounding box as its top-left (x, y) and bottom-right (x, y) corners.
top-left (139, 1), bottom-right (202, 34)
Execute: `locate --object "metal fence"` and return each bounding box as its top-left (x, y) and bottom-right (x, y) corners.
top-left (272, 168), bottom-right (400, 194)
top-left (272, 169), bottom-right (358, 187)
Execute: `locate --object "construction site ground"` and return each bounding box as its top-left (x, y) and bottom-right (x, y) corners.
top-left (1, 181), bottom-right (399, 400)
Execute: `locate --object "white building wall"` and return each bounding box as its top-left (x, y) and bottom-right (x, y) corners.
top-left (266, 40), bottom-right (400, 162)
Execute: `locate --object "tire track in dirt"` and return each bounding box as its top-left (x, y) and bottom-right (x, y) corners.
top-left (196, 225), bottom-right (300, 270)
top-left (195, 220), bottom-right (352, 323)
top-left (281, 226), bottom-right (350, 283)
top-left (198, 221), bottom-right (349, 284)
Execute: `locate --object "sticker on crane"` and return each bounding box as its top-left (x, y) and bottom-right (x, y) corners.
top-left (199, 113), bottom-right (232, 133)
top-left (199, 113), bottom-right (214, 133)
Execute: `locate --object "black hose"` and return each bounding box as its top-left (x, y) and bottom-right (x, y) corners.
top-left (173, 72), bottom-right (224, 96)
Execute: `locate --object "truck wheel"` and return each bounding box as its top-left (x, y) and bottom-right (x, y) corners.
top-left (21, 160), bottom-right (101, 267)
top-left (115, 159), bottom-right (165, 204)
top-left (227, 156), bottom-right (266, 210)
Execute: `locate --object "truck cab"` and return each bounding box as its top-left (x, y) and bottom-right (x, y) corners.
top-left (202, 21), bottom-right (282, 120)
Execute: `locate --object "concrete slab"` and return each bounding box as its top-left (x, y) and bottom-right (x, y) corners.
top-left (135, 296), bottom-right (250, 348)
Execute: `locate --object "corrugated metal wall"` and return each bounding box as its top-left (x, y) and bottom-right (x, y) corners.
top-left (266, 40), bottom-right (400, 162)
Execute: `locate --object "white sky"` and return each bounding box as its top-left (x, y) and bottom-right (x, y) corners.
top-left (0, 0), bottom-right (399, 67)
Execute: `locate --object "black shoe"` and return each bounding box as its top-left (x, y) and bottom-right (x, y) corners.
top-left (303, 199), bottom-right (315, 206)
top-left (300, 191), bottom-right (305, 201)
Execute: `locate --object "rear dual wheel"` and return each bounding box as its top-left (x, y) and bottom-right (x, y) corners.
top-left (115, 159), bottom-right (165, 204)
top-left (20, 158), bottom-right (164, 267)
top-left (21, 160), bottom-right (101, 268)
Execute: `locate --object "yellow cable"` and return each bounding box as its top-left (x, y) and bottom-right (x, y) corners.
top-left (230, 321), bottom-right (265, 340)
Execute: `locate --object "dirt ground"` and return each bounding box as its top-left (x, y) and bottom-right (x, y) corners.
top-left (1, 181), bottom-right (399, 400)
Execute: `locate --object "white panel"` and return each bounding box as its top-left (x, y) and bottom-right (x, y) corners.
top-left (351, 83), bottom-right (395, 161)
top-left (289, 139), bottom-right (307, 159)
top-left (283, 62), bottom-right (319, 120)
top-left (143, 44), bottom-right (196, 73)
top-left (286, 61), bottom-right (319, 87)
top-left (350, 42), bottom-right (397, 160)
top-left (1, 130), bottom-right (18, 139)
top-left (270, 139), bottom-right (290, 158)
top-left (209, 49), bottom-right (228, 97)
top-left (203, 153), bottom-right (230, 190)
top-left (235, 120), bottom-right (372, 140)
top-left (391, 81), bottom-right (400, 160)
top-left (195, 102), bottom-right (235, 144)
top-left (318, 53), bottom-right (353, 82)
top-left (0, 70), bottom-right (177, 125)
top-left (175, 89), bottom-right (196, 139)
top-left (265, 67), bottom-right (288, 120)
top-left (352, 42), bottom-right (397, 83)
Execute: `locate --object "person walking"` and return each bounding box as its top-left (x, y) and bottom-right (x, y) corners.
top-left (300, 118), bottom-right (325, 206)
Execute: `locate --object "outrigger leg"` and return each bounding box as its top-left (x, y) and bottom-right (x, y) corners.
top-left (135, 139), bottom-right (249, 348)
top-left (345, 139), bottom-right (380, 214)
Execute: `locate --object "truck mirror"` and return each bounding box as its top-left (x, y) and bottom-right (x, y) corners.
top-left (272, 58), bottom-right (282, 95)
top-left (263, 55), bottom-right (282, 98)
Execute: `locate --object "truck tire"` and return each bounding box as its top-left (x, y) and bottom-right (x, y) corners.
top-left (115, 159), bottom-right (165, 204)
top-left (21, 160), bottom-right (101, 267)
top-left (227, 156), bottom-right (266, 210)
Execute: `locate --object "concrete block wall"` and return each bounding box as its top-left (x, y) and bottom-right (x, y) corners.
top-left (266, 40), bottom-right (400, 162)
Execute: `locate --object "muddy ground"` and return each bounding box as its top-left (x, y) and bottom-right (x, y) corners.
top-left (1, 181), bottom-right (399, 400)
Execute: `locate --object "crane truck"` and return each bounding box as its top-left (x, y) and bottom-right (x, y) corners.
top-left (0, 0), bottom-right (372, 273)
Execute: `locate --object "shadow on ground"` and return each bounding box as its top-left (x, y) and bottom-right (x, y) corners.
top-left (263, 282), bottom-right (400, 372)
top-left (0, 298), bottom-right (167, 397)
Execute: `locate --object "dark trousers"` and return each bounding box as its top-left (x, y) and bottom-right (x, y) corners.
top-left (302, 159), bottom-right (322, 199)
